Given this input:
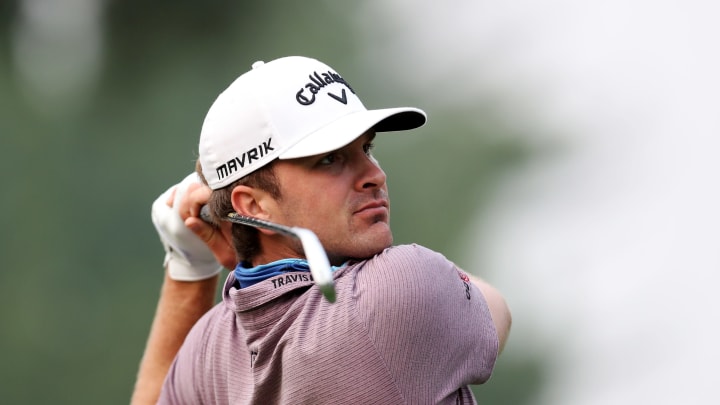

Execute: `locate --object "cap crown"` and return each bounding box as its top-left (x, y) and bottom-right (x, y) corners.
top-left (199, 56), bottom-right (425, 189)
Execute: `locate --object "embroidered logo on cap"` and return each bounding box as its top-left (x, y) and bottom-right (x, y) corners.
top-left (215, 137), bottom-right (275, 182)
top-left (295, 70), bottom-right (355, 106)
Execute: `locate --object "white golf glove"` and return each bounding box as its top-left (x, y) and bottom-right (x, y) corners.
top-left (151, 173), bottom-right (224, 281)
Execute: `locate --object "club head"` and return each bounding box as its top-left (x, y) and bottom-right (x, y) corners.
top-left (292, 227), bottom-right (336, 303)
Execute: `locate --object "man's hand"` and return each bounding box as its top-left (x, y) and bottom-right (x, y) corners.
top-left (151, 173), bottom-right (236, 280)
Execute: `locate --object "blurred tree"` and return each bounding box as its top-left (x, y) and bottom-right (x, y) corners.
top-left (0, 1), bottom-right (543, 403)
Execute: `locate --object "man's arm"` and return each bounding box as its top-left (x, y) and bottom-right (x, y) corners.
top-left (466, 273), bottom-right (512, 354)
top-left (130, 272), bottom-right (218, 405)
top-left (131, 174), bottom-right (237, 404)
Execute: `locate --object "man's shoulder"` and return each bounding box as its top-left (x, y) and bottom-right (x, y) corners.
top-left (377, 243), bottom-right (442, 258)
top-left (184, 300), bottom-right (235, 346)
top-left (365, 244), bottom-right (450, 271)
top-left (352, 243), bottom-right (460, 292)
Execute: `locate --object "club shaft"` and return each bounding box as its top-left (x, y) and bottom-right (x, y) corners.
top-left (199, 205), bottom-right (336, 302)
top-left (200, 206), bottom-right (287, 233)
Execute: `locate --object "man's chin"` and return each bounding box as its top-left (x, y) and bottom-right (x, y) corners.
top-left (329, 229), bottom-right (392, 264)
top-left (366, 222), bottom-right (392, 244)
top-left (357, 229), bottom-right (393, 258)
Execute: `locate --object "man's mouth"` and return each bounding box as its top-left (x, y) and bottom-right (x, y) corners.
top-left (354, 200), bottom-right (389, 218)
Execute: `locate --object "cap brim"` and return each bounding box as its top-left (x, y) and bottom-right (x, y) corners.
top-left (278, 107), bottom-right (426, 160)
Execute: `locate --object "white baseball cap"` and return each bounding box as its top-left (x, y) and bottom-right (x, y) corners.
top-left (198, 56), bottom-right (427, 189)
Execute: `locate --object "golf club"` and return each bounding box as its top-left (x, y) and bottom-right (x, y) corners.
top-left (200, 205), bottom-right (336, 302)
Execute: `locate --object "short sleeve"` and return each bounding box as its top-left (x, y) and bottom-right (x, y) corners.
top-left (157, 308), bottom-right (217, 404)
top-left (354, 244), bottom-right (499, 403)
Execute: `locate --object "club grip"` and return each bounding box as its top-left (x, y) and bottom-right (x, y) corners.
top-left (199, 205), bottom-right (213, 223)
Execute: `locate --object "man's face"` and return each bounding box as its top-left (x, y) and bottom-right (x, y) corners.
top-left (270, 131), bottom-right (391, 265)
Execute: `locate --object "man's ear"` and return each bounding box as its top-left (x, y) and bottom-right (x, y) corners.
top-left (230, 185), bottom-right (274, 221)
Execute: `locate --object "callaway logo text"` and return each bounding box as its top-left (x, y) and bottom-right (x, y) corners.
top-left (296, 70), bottom-right (355, 106)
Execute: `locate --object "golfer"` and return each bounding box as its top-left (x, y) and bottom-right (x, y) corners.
top-left (131, 56), bottom-right (511, 405)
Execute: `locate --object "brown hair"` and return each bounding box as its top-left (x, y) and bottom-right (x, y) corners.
top-left (196, 160), bottom-right (281, 263)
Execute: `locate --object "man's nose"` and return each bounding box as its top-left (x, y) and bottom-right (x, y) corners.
top-left (357, 155), bottom-right (387, 190)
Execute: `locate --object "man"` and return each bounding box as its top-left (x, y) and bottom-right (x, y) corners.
top-left (131, 56), bottom-right (511, 404)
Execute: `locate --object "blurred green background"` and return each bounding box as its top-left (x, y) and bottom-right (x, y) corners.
top-left (0, 1), bottom-right (542, 403)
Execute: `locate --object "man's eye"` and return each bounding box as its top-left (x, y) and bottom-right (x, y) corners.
top-left (318, 154), bottom-right (337, 165)
top-left (364, 142), bottom-right (375, 156)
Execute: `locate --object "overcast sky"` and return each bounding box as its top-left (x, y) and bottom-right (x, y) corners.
top-left (365, 1), bottom-right (720, 403)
